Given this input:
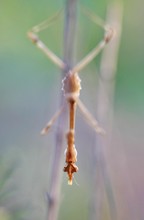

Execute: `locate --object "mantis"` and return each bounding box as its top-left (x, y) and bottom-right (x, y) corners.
top-left (28, 7), bottom-right (114, 185)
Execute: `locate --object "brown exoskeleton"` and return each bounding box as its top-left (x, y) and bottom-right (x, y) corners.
top-left (28, 7), bottom-right (114, 185)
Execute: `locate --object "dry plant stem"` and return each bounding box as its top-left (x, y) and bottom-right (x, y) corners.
top-left (90, 2), bottom-right (123, 220)
top-left (63, 1), bottom-right (78, 68)
top-left (47, 1), bottom-right (78, 220)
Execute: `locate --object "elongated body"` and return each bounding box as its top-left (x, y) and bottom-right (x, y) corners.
top-left (62, 71), bottom-right (81, 184)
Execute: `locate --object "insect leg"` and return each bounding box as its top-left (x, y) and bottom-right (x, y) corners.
top-left (71, 8), bottom-right (114, 74)
top-left (27, 9), bottom-right (65, 70)
top-left (77, 99), bottom-right (105, 135)
top-left (41, 104), bottom-right (65, 135)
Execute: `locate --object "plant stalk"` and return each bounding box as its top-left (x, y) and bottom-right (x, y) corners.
top-left (89, 2), bottom-right (123, 220)
top-left (47, 1), bottom-right (78, 220)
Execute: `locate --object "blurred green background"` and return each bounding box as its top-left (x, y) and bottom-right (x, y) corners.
top-left (0, 0), bottom-right (144, 219)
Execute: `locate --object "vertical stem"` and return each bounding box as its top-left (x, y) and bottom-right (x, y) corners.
top-left (47, 1), bottom-right (78, 220)
top-left (63, 0), bottom-right (78, 71)
top-left (90, 2), bottom-right (123, 220)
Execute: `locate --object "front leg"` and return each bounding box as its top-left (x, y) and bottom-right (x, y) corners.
top-left (71, 7), bottom-right (114, 74)
top-left (27, 9), bottom-right (65, 70)
top-left (28, 32), bottom-right (65, 70)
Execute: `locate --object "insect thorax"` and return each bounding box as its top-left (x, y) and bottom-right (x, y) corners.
top-left (62, 71), bottom-right (81, 100)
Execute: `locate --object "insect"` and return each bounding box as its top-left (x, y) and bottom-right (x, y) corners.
top-left (28, 7), bottom-right (114, 185)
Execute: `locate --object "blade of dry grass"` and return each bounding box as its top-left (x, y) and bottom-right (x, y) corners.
top-left (89, 2), bottom-right (123, 220)
top-left (47, 1), bottom-right (78, 220)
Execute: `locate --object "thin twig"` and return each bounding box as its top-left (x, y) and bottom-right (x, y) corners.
top-left (47, 1), bottom-right (78, 220)
top-left (89, 2), bottom-right (123, 220)
top-left (63, 0), bottom-right (78, 70)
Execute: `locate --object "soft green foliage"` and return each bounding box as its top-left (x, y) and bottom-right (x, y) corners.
top-left (0, 208), bottom-right (10, 220)
top-left (0, 158), bottom-right (28, 220)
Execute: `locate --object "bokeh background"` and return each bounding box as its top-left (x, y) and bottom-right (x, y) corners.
top-left (0, 0), bottom-right (144, 220)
